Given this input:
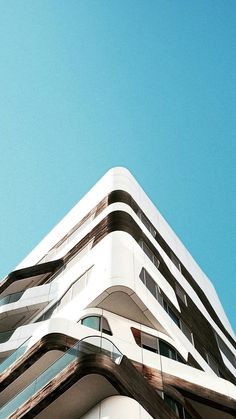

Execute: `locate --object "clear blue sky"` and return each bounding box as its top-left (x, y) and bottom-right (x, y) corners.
top-left (0, 1), bottom-right (235, 332)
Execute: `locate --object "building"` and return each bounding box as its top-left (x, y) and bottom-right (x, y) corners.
top-left (0, 167), bottom-right (235, 419)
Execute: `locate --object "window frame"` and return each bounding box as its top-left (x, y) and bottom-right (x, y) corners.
top-left (81, 315), bottom-right (112, 336)
top-left (139, 240), bottom-right (160, 269)
top-left (205, 351), bottom-right (220, 375)
top-left (139, 268), bottom-right (162, 303)
top-left (175, 284), bottom-right (188, 306)
top-left (137, 211), bottom-right (156, 238)
top-left (170, 251), bottom-right (182, 273)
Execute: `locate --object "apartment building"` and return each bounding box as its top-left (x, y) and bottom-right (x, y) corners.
top-left (0, 167), bottom-right (235, 419)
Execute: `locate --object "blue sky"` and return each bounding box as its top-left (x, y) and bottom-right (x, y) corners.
top-left (0, 1), bottom-right (235, 332)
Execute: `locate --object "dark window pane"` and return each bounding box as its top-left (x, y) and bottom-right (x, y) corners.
top-left (160, 341), bottom-right (177, 360)
top-left (139, 212), bottom-right (156, 236)
top-left (102, 317), bottom-right (112, 335)
top-left (170, 252), bottom-right (182, 272)
top-left (163, 300), bottom-right (168, 312)
top-left (168, 307), bottom-right (180, 327)
top-left (164, 395), bottom-right (184, 419)
top-left (177, 353), bottom-right (185, 363)
top-left (139, 268), bottom-right (146, 285)
top-left (157, 290), bottom-right (164, 306)
top-left (216, 333), bottom-right (236, 368)
top-left (140, 241), bottom-right (160, 269)
top-left (146, 272), bottom-right (157, 299)
top-left (184, 410), bottom-right (193, 419)
top-left (175, 285), bottom-right (187, 305)
top-left (206, 352), bottom-right (219, 375)
top-left (181, 320), bottom-right (193, 343)
top-left (153, 255), bottom-right (160, 269)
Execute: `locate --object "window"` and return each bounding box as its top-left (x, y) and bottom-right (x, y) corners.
top-left (138, 211), bottom-right (156, 238)
top-left (206, 352), bottom-right (220, 375)
top-left (141, 332), bottom-right (158, 353)
top-left (145, 272), bottom-right (157, 298)
top-left (164, 395), bottom-right (193, 419)
top-left (81, 316), bottom-right (112, 336)
top-left (82, 316), bottom-right (100, 331)
top-left (180, 320), bottom-right (194, 344)
top-left (215, 333), bottom-right (236, 368)
top-left (163, 301), bottom-right (194, 344)
top-left (131, 328), bottom-right (185, 364)
top-left (160, 341), bottom-right (176, 359)
top-left (139, 268), bottom-right (194, 346)
top-left (159, 341), bottom-right (184, 363)
top-left (139, 268), bottom-right (162, 303)
top-left (175, 284), bottom-right (187, 306)
top-left (139, 240), bottom-right (160, 269)
top-left (164, 394), bottom-right (184, 419)
top-left (170, 252), bottom-right (182, 273)
top-left (36, 268), bottom-right (92, 323)
top-left (101, 317), bottom-right (112, 335)
top-left (163, 301), bottom-right (181, 327)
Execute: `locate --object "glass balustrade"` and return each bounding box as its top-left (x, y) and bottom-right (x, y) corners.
top-left (0, 335), bottom-right (123, 418)
top-left (0, 335), bottom-right (31, 373)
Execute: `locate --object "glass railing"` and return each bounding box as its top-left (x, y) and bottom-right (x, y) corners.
top-left (0, 335), bottom-right (31, 374)
top-left (0, 291), bottom-right (25, 307)
top-left (0, 335), bottom-right (123, 418)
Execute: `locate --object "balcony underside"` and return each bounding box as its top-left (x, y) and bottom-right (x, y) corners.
top-left (35, 373), bottom-right (119, 418)
top-left (0, 303), bottom-right (48, 334)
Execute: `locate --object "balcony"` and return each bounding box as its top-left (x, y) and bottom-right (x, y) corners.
top-left (0, 335), bottom-right (123, 417)
top-left (0, 283), bottom-right (57, 338)
top-left (0, 259), bottom-right (63, 299)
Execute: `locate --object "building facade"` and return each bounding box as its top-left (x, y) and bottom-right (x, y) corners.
top-left (0, 167), bottom-right (235, 418)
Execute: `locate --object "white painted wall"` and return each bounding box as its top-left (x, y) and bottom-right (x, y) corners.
top-left (81, 395), bottom-right (152, 419)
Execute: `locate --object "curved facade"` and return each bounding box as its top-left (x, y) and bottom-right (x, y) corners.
top-left (0, 167), bottom-right (235, 418)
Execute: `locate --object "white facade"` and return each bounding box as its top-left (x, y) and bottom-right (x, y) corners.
top-left (0, 167), bottom-right (235, 418)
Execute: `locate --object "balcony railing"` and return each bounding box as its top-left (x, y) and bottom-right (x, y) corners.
top-left (0, 335), bottom-right (123, 418)
top-left (0, 335), bottom-right (31, 374)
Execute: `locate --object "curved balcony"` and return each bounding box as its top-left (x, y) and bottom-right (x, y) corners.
top-left (0, 283), bottom-right (56, 334)
top-left (0, 335), bottom-right (123, 418)
top-left (0, 335), bottom-right (31, 374)
top-left (0, 259), bottom-right (63, 298)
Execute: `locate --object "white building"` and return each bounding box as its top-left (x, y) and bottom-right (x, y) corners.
top-left (0, 167), bottom-right (235, 419)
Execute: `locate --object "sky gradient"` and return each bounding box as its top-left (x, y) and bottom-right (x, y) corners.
top-left (0, 1), bottom-right (235, 332)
